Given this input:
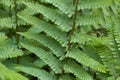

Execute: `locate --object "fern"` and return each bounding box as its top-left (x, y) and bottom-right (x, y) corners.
top-left (41, 0), bottom-right (74, 17)
top-left (18, 32), bottom-right (65, 59)
top-left (78, 0), bottom-right (113, 10)
top-left (76, 15), bottom-right (103, 26)
top-left (0, 63), bottom-right (28, 80)
top-left (15, 66), bottom-right (57, 80)
top-left (0, 33), bottom-right (23, 59)
top-left (18, 12), bottom-right (68, 46)
top-left (20, 42), bottom-right (63, 74)
top-left (58, 74), bottom-right (75, 80)
top-left (0, 17), bottom-right (15, 28)
top-left (0, 48), bottom-right (23, 59)
top-left (64, 59), bottom-right (93, 80)
top-left (0, 0), bottom-right (14, 8)
top-left (23, 2), bottom-right (72, 32)
top-left (66, 48), bottom-right (107, 73)
top-left (0, 0), bottom-right (120, 80)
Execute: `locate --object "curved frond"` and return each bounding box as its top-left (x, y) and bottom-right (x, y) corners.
top-left (18, 32), bottom-right (65, 59)
top-left (24, 2), bottom-right (72, 32)
top-left (0, 63), bottom-right (28, 80)
top-left (64, 59), bottom-right (93, 80)
top-left (66, 48), bottom-right (107, 73)
top-left (17, 12), bottom-right (68, 46)
top-left (20, 42), bottom-right (63, 73)
top-left (15, 66), bottom-right (57, 80)
top-left (41, 0), bottom-right (74, 17)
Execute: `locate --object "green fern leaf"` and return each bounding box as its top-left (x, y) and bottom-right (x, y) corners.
top-left (0, 63), bottom-right (28, 80)
top-left (18, 32), bottom-right (65, 59)
top-left (64, 59), bottom-right (93, 80)
top-left (42, 0), bottom-right (74, 17)
top-left (0, 17), bottom-right (15, 28)
top-left (96, 46), bottom-right (118, 77)
top-left (66, 48), bottom-right (107, 73)
top-left (0, 48), bottom-right (23, 59)
top-left (20, 42), bottom-right (63, 73)
top-left (78, 0), bottom-right (113, 10)
top-left (15, 66), bottom-right (57, 80)
top-left (24, 2), bottom-right (72, 32)
top-left (76, 15), bottom-right (103, 26)
top-left (0, 0), bottom-right (14, 8)
top-left (18, 12), bottom-right (68, 46)
top-left (59, 74), bottom-right (75, 80)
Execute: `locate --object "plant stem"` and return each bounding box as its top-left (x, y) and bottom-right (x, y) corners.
top-left (14, 0), bottom-right (20, 64)
top-left (67, 0), bottom-right (79, 50)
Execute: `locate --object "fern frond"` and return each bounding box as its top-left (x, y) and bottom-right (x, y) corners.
top-left (41, 0), bottom-right (74, 17)
top-left (17, 12), bottom-right (68, 46)
top-left (71, 32), bottom-right (91, 45)
top-left (15, 66), bottom-right (57, 80)
top-left (96, 46), bottom-right (118, 77)
top-left (18, 32), bottom-right (65, 59)
top-left (76, 15), bottom-right (103, 26)
top-left (27, 27), bottom-right (42, 33)
top-left (66, 48), bottom-right (107, 73)
top-left (20, 42), bottom-right (63, 73)
top-left (59, 74), bottom-right (75, 80)
top-left (0, 33), bottom-right (8, 42)
top-left (24, 2), bottom-right (72, 32)
top-left (18, 7), bottom-right (38, 15)
top-left (0, 63), bottom-right (28, 80)
top-left (33, 59), bottom-right (46, 68)
top-left (0, 33), bottom-right (23, 59)
top-left (78, 0), bottom-right (113, 10)
top-left (64, 59), bottom-right (93, 80)
top-left (107, 29), bottom-right (120, 63)
top-left (0, 17), bottom-right (15, 29)
top-left (71, 31), bottom-right (108, 46)
top-left (0, 0), bottom-right (14, 8)
top-left (0, 48), bottom-right (23, 59)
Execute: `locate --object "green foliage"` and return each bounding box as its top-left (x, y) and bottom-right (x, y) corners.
top-left (15, 66), bottom-right (57, 80)
top-left (0, 0), bottom-right (120, 80)
top-left (0, 63), bottom-right (28, 80)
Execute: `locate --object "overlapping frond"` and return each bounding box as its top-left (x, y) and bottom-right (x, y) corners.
top-left (18, 32), bottom-right (65, 59)
top-left (0, 0), bottom-right (119, 80)
top-left (17, 12), bottom-right (68, 46)
top-left (66, 48), bottom-right (107, 73)
top-left (15, 66), bottom-right (57, 80)
top-left (20, 42), bottom-right (63, 73)
top-left (0, 33), bottom-right (23, 59)
top-left (0, 63), bottom-right (28, 80)
top-left (41, 0), bottom-right (74, 17)
top-left (24, 2), bottom-right (72, 32)
top-left (64, 59), bottom-right (93, 80)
